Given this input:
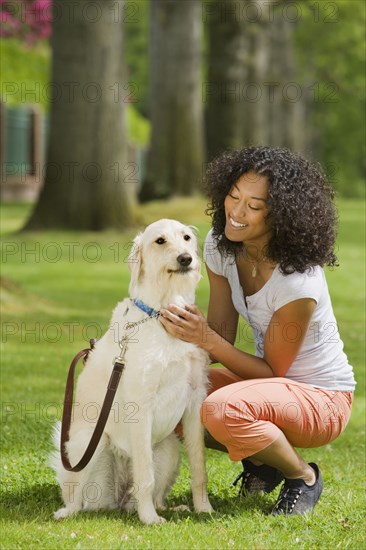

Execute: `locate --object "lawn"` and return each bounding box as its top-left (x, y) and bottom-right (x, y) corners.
top-left (0, 199), bottom-right (365, 549)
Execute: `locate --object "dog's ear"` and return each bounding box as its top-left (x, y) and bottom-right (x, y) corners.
top-left (188, 224), bottom-right (199, 235)
top-left (128, 233), bottom-right (143, 295)
top-left (188, 225), bottom-right (201, 256)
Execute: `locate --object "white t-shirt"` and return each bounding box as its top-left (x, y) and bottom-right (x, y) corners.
top-left (204, 229), bottom-right (356, 391)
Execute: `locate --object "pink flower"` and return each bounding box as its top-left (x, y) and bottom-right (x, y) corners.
top-left (0, 0), bottom-right (52, 42)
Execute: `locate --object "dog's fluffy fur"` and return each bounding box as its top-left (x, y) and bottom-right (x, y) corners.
top-left (51, 219), bottom-right (213, 524)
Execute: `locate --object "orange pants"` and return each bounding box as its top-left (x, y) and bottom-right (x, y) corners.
top-left (201, 368), bottom-right (354, 462)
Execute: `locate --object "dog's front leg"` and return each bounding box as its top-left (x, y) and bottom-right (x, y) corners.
top-left (182, 398), bottom-right (214, 514)
top-left (128, 415), bottom-right (166, 525)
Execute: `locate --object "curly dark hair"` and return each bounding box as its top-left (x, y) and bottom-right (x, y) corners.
top-left (205, 146), bottom-right (338, 274)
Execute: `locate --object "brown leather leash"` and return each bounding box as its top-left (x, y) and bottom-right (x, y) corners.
top-left (60, 338), bottom-right (125, 472)
top-left (60, 300), bottom-right (161, 472)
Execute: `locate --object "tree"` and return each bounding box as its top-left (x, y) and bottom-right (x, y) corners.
top-left (295, 0), bottom-right (365, 196)
top-left (205, 0), bottom-right (307, 159)
top-left (204, 0), bottom-right (249, 161)
top-left (139, 0), bottom-right (204, 201)
top-left (248, 2), bottom-right (307, 153)
top-left (24, 0), bottom-right (133, 230)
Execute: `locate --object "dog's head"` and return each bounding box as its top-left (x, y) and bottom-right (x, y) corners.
top-left (128, 219), bottom-right (201, 300)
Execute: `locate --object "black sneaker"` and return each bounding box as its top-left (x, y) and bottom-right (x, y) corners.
top-left (233, 459), bottom-right (284, 495)
top-left (272, 463), bottom-right (323, 516)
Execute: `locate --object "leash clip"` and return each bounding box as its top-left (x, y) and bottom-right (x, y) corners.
top-left (114, 335), bottom-right (129, 365)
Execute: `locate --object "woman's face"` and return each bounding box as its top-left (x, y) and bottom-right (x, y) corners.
top-left (224, 171), bottom-right (272, 250)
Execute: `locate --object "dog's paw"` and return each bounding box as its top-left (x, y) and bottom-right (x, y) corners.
top-left (53, 507), bottom-right (75, 520)
top-left (154, 501), bottom-right (167, 511)
top-left (194, 502), bottom-right (214, 514)
top-left (121, 499), bottom-right (137, 513)
top-left (139, 512), bottom-right (166, 525)
top-left (170, 504), bottom-right (191, 513)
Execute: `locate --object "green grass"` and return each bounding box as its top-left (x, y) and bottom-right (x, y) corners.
top-left (1, 199), bottom-right (365, 549)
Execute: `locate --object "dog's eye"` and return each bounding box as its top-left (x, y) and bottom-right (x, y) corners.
top-left (155, 237), bottom-right (166, 245)
top-left (184, 235), bottom-right (191, 241)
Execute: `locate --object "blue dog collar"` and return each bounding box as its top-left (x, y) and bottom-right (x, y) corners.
top-left (130, 298), bottom-right (160, 318)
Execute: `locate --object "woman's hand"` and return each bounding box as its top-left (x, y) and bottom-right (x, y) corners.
top-left (159, 304), bottom-right (213, 349)
top-left (160, 302), bottom-right (275, 379)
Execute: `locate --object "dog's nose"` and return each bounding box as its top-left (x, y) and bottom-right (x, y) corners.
top-left (177, 253), bottom-right (192, 267)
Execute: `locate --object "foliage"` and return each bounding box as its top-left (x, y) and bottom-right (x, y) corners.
top-left (0, 0), bottom-right (52, 43)
top-left (1, 0), bottom-right (364, 196)
top-left (0, 198), bottom-right (365, 548)
top-left (127, 103), bottom-right (150, 146)
top-left (0, 37), bottom-right (50, 109)
top-left (124, 0), bottom-right (149, 117)
top-left (295, 0), bottom-right (366, 198)
top-left (123, 0), bottom-right (366, 197)
top-left (0, 37), bottom-right (150, 146)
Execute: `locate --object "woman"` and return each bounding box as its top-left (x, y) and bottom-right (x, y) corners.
top-left (160, 146), bottom-right (356, 516)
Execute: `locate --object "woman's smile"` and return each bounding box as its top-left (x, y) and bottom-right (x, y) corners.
top-left (229, 216), bottom-right (248, 230)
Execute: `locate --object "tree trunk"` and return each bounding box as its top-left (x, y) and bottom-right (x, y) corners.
top-left (205, 0), bottom-right (307, 158)
top-left (248, 1), bottom-right (307, 153)
top-left (205, 0), bottom-right (249, 161)
top-left (24, 0), bottom-right (133, 231)
top-left (139, 0), bottom-right (204, 201)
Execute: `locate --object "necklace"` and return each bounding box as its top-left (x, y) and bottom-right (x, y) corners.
top-left (243, 250), bottom-right (266, 278)
top-left (248, 258), bottom-right (263, 278)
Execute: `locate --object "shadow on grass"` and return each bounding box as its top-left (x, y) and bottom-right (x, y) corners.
top-left (1, 483), bottom-right (61, 522)
top-left (0, 485), bottom-right (273, 524)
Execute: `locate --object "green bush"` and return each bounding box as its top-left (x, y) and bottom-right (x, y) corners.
top-left (0, 38), bottom-right (150, 147)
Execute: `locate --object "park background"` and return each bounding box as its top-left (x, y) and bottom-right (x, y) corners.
top-left (0, 1), bottom-right (365, 548)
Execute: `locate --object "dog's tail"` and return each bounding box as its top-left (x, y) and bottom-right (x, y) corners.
top-left (52, 420), bottom-right (61, 449)
top-left (48, 421), bottom-right (62, 473)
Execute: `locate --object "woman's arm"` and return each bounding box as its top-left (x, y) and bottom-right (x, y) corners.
top-left (160, 302), bottom-right (274, 378)
top-left (160, 265), bottom-right (272, 378)
top-left (263, 298), bottom-right (317, 377)
top-left (206, 266), bottom-right (239, 346)
top-left (160, 267), bottom-right (317, 379)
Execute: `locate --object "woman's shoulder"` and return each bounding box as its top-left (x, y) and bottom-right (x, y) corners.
top-left (270, 266), bottom-right (326, 310)
top-left (204, 229), bottom-right (234, 277)
top-left (277, 265), bottom-right (325, 282)
top-left (204, 229), bottom-right (222, 275)
top-left (204, 227), bottom-right (216, 249)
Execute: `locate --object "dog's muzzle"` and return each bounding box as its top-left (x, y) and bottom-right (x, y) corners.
top-left (168, 253), bottom-right (194, 274)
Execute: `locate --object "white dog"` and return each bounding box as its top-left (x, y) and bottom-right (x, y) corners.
top-left (52, 219), bottom-right (213, 524)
